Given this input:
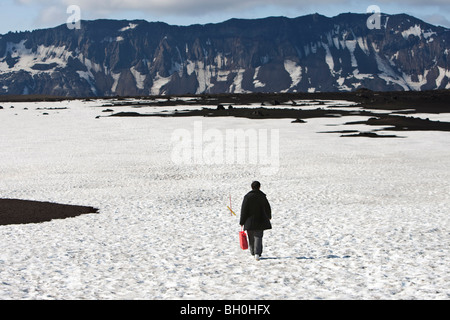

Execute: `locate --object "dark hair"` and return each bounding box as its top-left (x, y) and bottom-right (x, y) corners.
top-left (251, 181), bottom-right (261, 190)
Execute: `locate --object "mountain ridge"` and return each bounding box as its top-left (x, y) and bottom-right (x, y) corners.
top-left (0, 13), bottom-right (449, 96)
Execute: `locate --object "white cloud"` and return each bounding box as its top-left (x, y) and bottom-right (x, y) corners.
top-left (64, 0), bottom-right (282, 16)
top-left (11, 0), bottom-right (450, 28)
top-left (16, 0), bottom-right (449, 15)
top-left (35, 5), bottom-right (68, 26)
top-left (420, 13), bottom-right (450, 27)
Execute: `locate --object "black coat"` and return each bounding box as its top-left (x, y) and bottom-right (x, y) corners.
top-left (239, 190), bottom-right (272, 231)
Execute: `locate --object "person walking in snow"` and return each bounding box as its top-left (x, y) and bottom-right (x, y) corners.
top-left (239, 181), bottom-right (272, 261)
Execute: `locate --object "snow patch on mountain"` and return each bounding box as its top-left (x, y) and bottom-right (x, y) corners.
top-left (373, 50), bottom-right (410, 90)
top-left (344, 40), bottom-right (358, 68)
top-left (283, 60), bottom-right (302, 91)
top-left (229, 69), bottom-right (248, 94)
top-left (151, 72), bottom-right (171, 95)
top-left (77, 71), bottom-right (97, 95)
top-left (0, 40), bottom-right (71, 74)
top-left (436, 67), bottom-right (450, 88)
top-left (401, 25), bottom-right (436, 40)
top-left (253, 66), bottom-right (266, 88)
top-left (130, 66), bottom-right (146, 90)
top-left (216, 70), bottom-right (230, 82)
top-left (357, 37), bottom-right (370, 55)
top-left (186, 60), bottom-right (196, 76)
top-left (111, 72), bottom-right (121, 93)
top-left (79, 54), bottom-right (102, 73)
top-left (402, 70), bottom-right (430, 91)
top-left (194, 61), bottom-right (213, 94)
top-left (119, 23), bottom-right (138, 32)
top-left (352, 69), bottom-right (374, 81)
top-left (322, 43), bottom-right (335, 75)
top-left (214, 53), bottom-right (228, 70)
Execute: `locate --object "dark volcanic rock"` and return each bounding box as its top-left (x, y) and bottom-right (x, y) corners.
top-left (0, 199), bottom-right (99, 225)
top-left (291, 118), bottom-right (307, 123)
top-left (345, 115), bottom-right (450, 131)
top-left (340, 132), bottom-right (402, 138)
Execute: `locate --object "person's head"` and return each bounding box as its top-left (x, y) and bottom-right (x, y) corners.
top-left (251, 181), bottom-right (261, 190)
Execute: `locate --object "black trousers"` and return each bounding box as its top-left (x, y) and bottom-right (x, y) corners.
top-left (247, 230), bottom-right (264, 255)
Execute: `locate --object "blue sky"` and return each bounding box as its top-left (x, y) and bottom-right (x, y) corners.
top-left (1, 0), bottom-right (449, 34)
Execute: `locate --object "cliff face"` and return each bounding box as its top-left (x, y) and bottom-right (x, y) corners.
top-left (1, 13), bottom-right (449, 96)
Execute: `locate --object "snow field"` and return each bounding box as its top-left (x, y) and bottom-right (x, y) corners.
top-left (0, 100), bottom-right (449, 299)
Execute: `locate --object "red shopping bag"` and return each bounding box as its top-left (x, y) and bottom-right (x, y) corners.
top-left (239, 227), bottom-right (248, 250)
